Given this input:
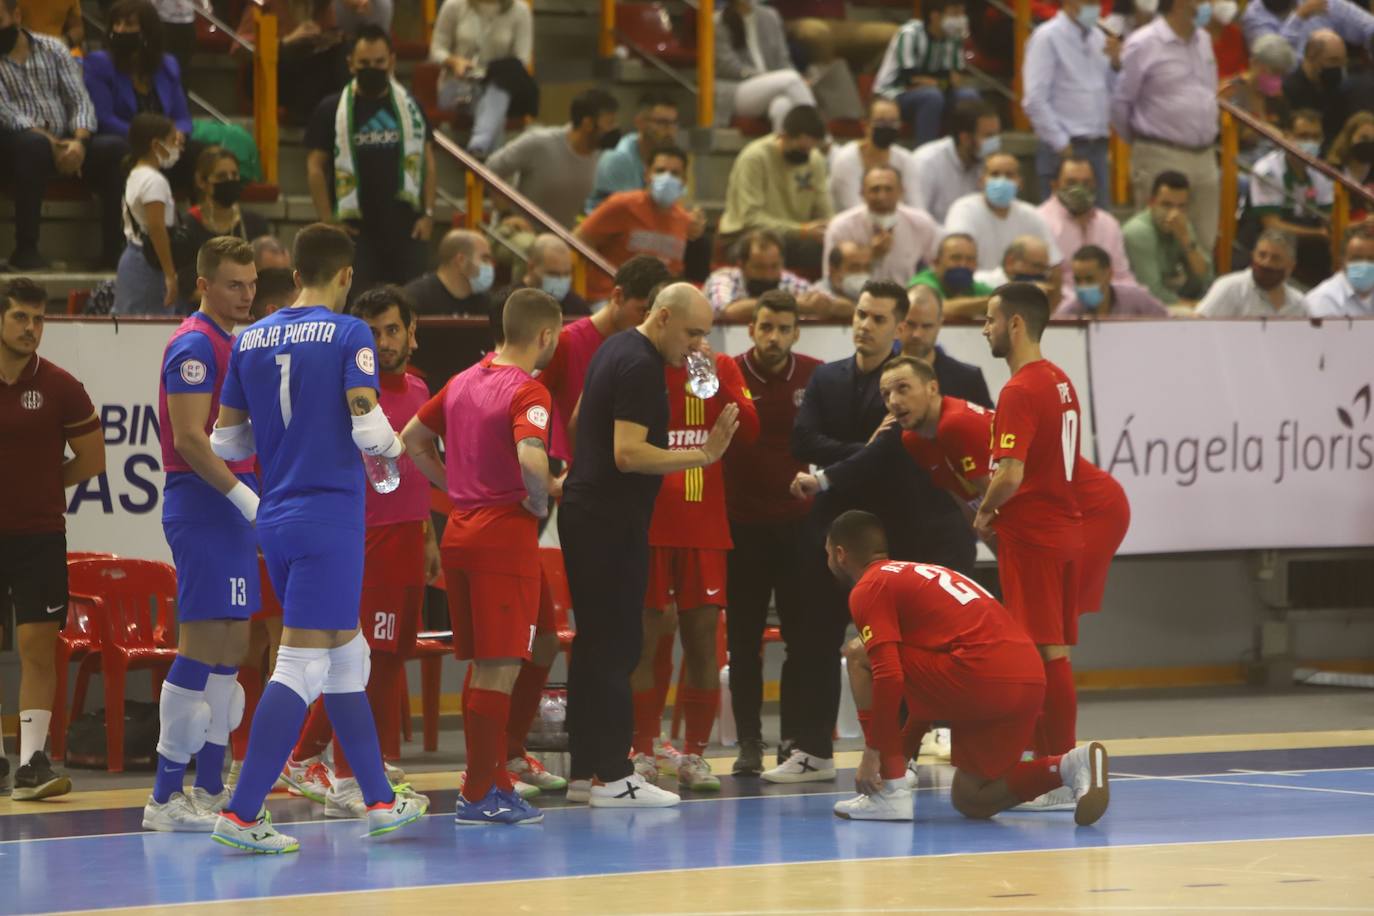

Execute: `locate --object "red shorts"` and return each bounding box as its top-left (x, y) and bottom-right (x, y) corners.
top-left (644, 547), bottom-right (728, 610)
top-left (1078, 488), bottom-right (1130, 615)
top-left (900, 645), bottom-right (1045, 780)
top-left (997, 539), bottom-right (1080, 646)
top-left (442, 546), bottom-right (539, 661)
top-left (363, 521), bottom-right (427, 590)
top-left (359, 585), bottom-right (423, 655)
top-left (253, 554), bottom-right (283, 620)
top-left (536, 566), bottom-right (555, 634)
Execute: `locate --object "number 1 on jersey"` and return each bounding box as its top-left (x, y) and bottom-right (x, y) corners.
top-left (275, 353), bottom-right (293, 428)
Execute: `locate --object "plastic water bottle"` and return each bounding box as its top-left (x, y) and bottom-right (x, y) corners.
top-left (363, 453), bottom-right (400, 494)
top-left (686, 350), bottom-right (719, 399)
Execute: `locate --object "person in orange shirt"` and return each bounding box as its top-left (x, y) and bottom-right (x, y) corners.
top-left (575, 146), bottom-right (698, 303)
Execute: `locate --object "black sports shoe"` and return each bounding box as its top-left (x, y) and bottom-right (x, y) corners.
top-left (0, 757), bottom-right (10, 796)
top-left (12, 751), bottom-right (72, 801)
top-left (732, 738), bottom-right (766, 777)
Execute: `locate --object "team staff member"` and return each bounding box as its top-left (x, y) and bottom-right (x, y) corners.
top-left (559, 283), bottom-right (739, 808)
top-left (722, 290), bottom-right (820, 777)
top-left (0, 278), bottom-right (104, 801)
top-left (825, 511), bottom-right (1109, 826)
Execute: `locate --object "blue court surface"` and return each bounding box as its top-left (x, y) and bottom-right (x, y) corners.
top-left (2, 744), bottom-right (1373, 914)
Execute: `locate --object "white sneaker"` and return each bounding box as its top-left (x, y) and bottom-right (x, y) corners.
top-left (919, 727), bottom-right (952, 761)
top-left (589, 773), bottom-right (681, 808)
top-left (761, 750), bottom-right (836, 784)
top-left (631, 753), bottom-right (659, 784)
top-left (365, 785), bottom-right (430, 837)
top-left (903, 758), bottom-right (919, 789)
top-left (324, 776), bottom-right (367, 818)
top-left (653, 738), bottom-right (683, 775)
top-left (457, 770), bottom-right (539, 800)
top-left (507, 754), bottom-right (568, 791)
top-left (384, 762), bottom-right (406, 784)
top-left (1060, 741), bottom-right (1110, 826)
top-left (143, 792), bottom-right (219, 832)
top-left (1014, 784), bottom-right (1077, 811)
top-left (833, 782), bottom-right (913, 821)
top-left (565, 778), bottom-right (592, 803)
top-left (211, 809), bottom-right (299, 854)
top-left (676, 754), bottom-right (720, 791)
top-left (279, 756), bottom-right (330, 803)
top-left (186, 785), bottom-right (231, 815)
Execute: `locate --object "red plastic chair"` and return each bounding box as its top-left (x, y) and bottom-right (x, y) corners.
top-left (65, 558), bottom-right (180, 772)
top-left (49, 552), bottom-right (117, 757)
top-left (616, 2), bottom-right (698, 66)
top-left (411, 633), bottom-right (449, 753)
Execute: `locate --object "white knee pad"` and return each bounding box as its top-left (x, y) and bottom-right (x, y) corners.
top-left (204, 671), bottom-right (245, 746)
top-left (157, 682), bottom-right (212, 764)
top-left (322, 632), bottom-right (371, 694)
top-left (271, 645), bottom-right (330, 705)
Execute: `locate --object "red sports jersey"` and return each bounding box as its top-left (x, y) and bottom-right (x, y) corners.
top-left (647, 353), bottom-right (759, 549)
top-left (900, 396), bottom-right (994, 502)
top-left (538, 317), bottom-right (609, 461)
top-left (990, 359), bottom-right (1083, 551)
top-left (724, 349), bottom-right (821, 525)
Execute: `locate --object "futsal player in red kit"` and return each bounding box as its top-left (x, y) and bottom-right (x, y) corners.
top-left (825, 510), bottom-right (1109, 825)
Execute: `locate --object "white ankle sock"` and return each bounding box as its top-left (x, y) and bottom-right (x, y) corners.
top-left (19, 709), bottom-right (52, 766)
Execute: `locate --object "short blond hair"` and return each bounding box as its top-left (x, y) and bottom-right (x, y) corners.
top-left (196, 236), bottom-right (254, 281)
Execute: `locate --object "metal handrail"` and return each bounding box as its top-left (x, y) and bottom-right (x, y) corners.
top-left (1219, 99), bottom-right (1374, 208)
top-left (192, 4), bottom-right (255, 54)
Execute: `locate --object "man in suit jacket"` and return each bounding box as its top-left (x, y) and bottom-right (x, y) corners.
top-left (899, 283), bottom-right (993, 407)
top-left (762, 280), bottom-right (975, 784)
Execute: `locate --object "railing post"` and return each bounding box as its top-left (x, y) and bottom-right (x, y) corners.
top-left (572, 253), bottom-right (588, 299)
top-left (253, 12), bottom-right (278, 186)
top-left (1110, 131), bottom-right (1130, 206)
top-left (1011, 0), bottom-right (1031, 131)
top-left (422, 0), bottom-right (436, 43)
top-left (464, 171), bottom-right (484, 230)
top-left (697, 0), bottom-right (714, 128)
top-left (1217, 110), bottom-right (1238, 274)
top-left (600, 0), bottom-right (616, 59)
top-left (1331, 184), bottom-right (1349, 269)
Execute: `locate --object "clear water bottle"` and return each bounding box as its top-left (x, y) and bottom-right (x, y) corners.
top-left (686, 350), bottom-right (719, 399)
top-left (363, 453), bottom-right (400, 494)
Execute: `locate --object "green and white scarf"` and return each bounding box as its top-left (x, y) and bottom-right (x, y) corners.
top-left (333, 78), bottom-right (426, 221)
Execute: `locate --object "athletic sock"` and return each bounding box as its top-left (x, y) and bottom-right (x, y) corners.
top-left (194, 665), bottom-right (237, 796)
top-left (323, 691), bottom-right (392, 807)
top-left (17, 708), bottom-right (53, 767)
top-left (152, 656), bottom-right (212, 803)
top-left (462, 687), bottom-right (511, 802)
top-left (504, 660), bottom-right (551, 761)
top-left (365, 652), bottom-right (403, 762)
top-left (1037, 657), bottom-right (1078, 757)
top-left (230, 665), bottom-right (261, 762)
top-left (292, 698), bottom-right (334, 763)
top-left (330, 735), bottom-right (354, 778)
top-left (1004, 754), bottom-right (1064, 802)
top-left (631, 688), bottom-right (660, 756)
top-left (679, 686), bottom-right (719, 757)
top-left (226, 681), bottom-right (308, 822)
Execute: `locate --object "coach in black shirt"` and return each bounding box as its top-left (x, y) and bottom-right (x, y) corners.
top-left (559, 283), bottom-right (739, 807)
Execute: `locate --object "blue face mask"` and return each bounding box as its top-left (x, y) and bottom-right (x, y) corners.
top-left (942, 266), bottom-right (974, 293)
top-left (984, 176), bottom-right (1018, 208)
top-left (1347, 260), bottom-right (1374, 294)
top-left (1076, 2), bottom-right (1101, 29)
top-left (1076, 284), bottom-right (1105, 311)
top-left (1194, 1), bottom-right (1212, 27)
top-left (650, 171), bottom-right (685, 207)
top-left (541, 274), bottom-right (572, 301)
top-left (472, 261), bottom-right (494, 294)
top-left (978, 134), bottom-right (1001, 159)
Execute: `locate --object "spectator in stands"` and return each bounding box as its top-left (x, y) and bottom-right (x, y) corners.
top-left (151, 0), bottom-right (201, 72)
top-left (1197, 229), bottom-right (1306, 317)
top-left (0, 0), bottom-right (125, 270)
top-left (1039, 156), bottom-right (1137, 299)
top-left (85, 1), bottom-right (192, 146)
top-left (1304, 223), bottom-right (1374, 316)
top-left (575, 145), bottom-right (697, 304)
top-left (1123, 170), bottom-right (1214, 305)
top-left (706, 228), bottom-right (844, 320)
top-left (974, 234), bottom-right (1053, 288)
top-left (1112, 0), bottom-right (1221, 252)
top-left (1282, 29), bottom-right (1372, 155)
top-left (251, 265), bottom-right (299, 318)
top-left (1021, 0), bottom-right (1122, 203)
top-left (1240, 0), bottom-right (1374, 58)
top-left (487, 88), bottom-right (619, 231)
top-left (908, 232), bottom-right (994, 317)
top-left (306, 26), bottom-right (436, 294)
top-left (910, 98), bottom-right (1001, 222)
top-left (1104, 0), bottom-right (1159, 37)
top-left (775, 1), bottom-right (897, 73)
top-left (177, 146), bottom-right (270, 302)
top-left (252, 234), bottom-right (291, 270)
top-left (1327, 112), bottom-right (1374, 222)
top-left (588, 91), bottom-right (681, 211)
top-left (816, 240), bottom-right (871, 305)
top-left (334, 0), bottom-right (392, 33)
top-left (240, 0), bottom-right (347, 127)
top-left (823, 164), bottom-right (942, 286)
top-left (715, 0), bottom-right (818, 135)
top-left (494, 232), bottom-right (590, 316)
top-left (828, 97), bottom-right (926, 213)
top-left (429, 0), bottom-right (536, 158)
top-left (1057, 244), bottom-right (1167, 317)
top-left (1220, 33), bottom-right (1295, 159)
top-left (114, 112), bottom-right (182, 314)
top-left (403, 228), bottom-right (492, 315)
top-left (719, 104), bottom-right (833, 275)
top-left (894, 284), bottom-right (993, 405)
top-left (16, 0), bottom-right (80, 48)
top-left (944, 152), bottom-right (1063, 273)
top-left (1206, 2), bottom-right (1247, 81)
top-left (874, 0), bottom-right (979, 147)
top-left (1246, 107), bottom-right (1334, 286)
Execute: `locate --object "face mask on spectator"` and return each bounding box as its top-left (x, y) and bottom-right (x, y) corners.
top-left (1251, 263), bottom-right (1286, 290)
top-left (650, 171), bottom-right (685, 207)
top-left (541, 274), bottom-right (571, 301)
top-left (1347, 260), bottom-right (1374, 294)
top-left (871, 212), bottom-right (898, 231)
top-left (783, 146), bottom-right (810, 166)
top-left (1212, 0), bottom-right (1237, 25)
top-left (1261, 0), bottom-right (1291, 14)
top-left (157, 139), bottom-right (182, 170)
top-left (355, 66), bottom-right (390, 95)
top-left (212, 178), bottom-right (243, 207)
top-left (0, 25), bottom-right (19, 55)
top-left (471, 261), bottom-right (495, 293)
top-left (1057, 183), bottom-right (1095, 215)
top-left (1256, 72), bottom-right (1283, 97)
top-left (984, 176), bottom-right (1017, 208)
top-left (1076, 284), bottom-right (1105, 311)
top-left (840, 272), bottom-right (870, 300)
top-left (745, 276), bottom-right (779, 297)
top-left (1012, 271), bottom-right (1047, 282)
top-left (110, 31), bottom-right (144, 57)
top-left (1193, 2), bottom-right (1212, 28)
top-left (1320, 67), bottom-right (1345, 92)
top-left (871, 124), bottom-right (900, 150)
top-left (1351, 140), bottom-right (1374, 163)
top-left (940, 14), bottom-right (970, 40)
top-left (978, 134), bottom-right (1001, 159)
top-left (942, 266), bottom-right (974, 293)
top-left (1075, 3), bottom-right (1101, 29)
top-left (1295, 139), bottom-right (1321, 158)
top-left (1135, 0), bottom-right (1158, 13)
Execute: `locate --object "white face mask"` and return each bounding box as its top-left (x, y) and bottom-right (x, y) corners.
top-left (940, 14), bottom-right (970, 41)
top-left (1135, 0), bottom-right (1158, 14)
top-left (871, 212), bottom-right (898, 231)
top-left (1212, 0), bottom-right (1238, 24)
top-left (840, 272), bottom-right (870, 300)
top-left (157, 141), bottom-right (182, 170)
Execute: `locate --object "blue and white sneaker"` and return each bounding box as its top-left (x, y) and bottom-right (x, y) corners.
top-left (454, 786), bottom-right (545, 826)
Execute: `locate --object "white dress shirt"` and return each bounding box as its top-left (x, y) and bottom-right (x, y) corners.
top-left (911, 137), bottom-right (981, 223)
top-left (943, 193), bottom-right (1064, 271)
top-left (1196, 269), bottom-right (1306, 318)
top-left (1021, 12), bottom-right (1116, 152)
top-left (823, 203), bottom-right (944, 284)
top-left (1304, 272), bottom-right (1374, 318)
top-left (828, 141), bottom-right (925, 213)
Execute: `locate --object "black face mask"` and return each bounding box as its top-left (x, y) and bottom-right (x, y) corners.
top-left (1319, 66), bottom-right (1344, 92)
top-left (0, 24), bottom-right (19, 56)
top-left (1010, 273), bottom-right (1047, 282)
top-left (355, 66), bottom-right (389, 96)
top-left (1351, 140), bottom-right (1374, 163)
top-left (871, 125), bottom-right (900, 150)
top-left (1261, 0), bottom-right (1292, 13)
top-left (212, 178), bottom-right (243, 207)
top-left (598, 128), bottom-right (623, 150)
top-left (783, 148), bottom-right (810, 166)
top-left (745, 276), bottom-right (779, 297)
top-left (110, 32), bottom-right (144, 58)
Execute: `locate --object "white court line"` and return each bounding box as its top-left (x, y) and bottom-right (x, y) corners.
top-left (629, 909), bottom-right (1374, 915)
top-left (1109, 765), bottom-right (1374, 782)
top-left (1112, 773), bottom-right (1374, 799)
